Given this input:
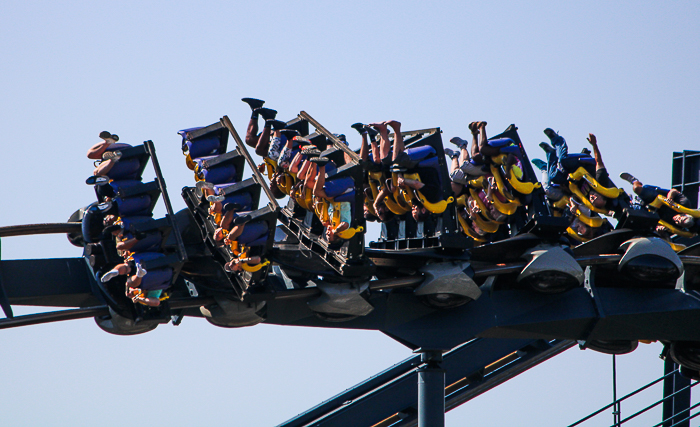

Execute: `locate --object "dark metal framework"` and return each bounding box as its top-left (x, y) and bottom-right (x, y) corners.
top-left (0, 116), bottom-right (699, 426)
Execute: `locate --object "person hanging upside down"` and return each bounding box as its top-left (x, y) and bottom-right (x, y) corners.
top-left (619, 172), bottom-right (696, 235)
top-left (311, 157), bottom-right (353, 244)
top-left (241, 97), bottom-right (277, 148)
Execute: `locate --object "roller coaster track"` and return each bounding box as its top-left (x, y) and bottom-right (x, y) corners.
top-left (0, 118), bottom-right (698, 426)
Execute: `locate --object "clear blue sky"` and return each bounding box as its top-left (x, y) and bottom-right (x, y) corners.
top-left (1, 1), bottom-right (699, 425)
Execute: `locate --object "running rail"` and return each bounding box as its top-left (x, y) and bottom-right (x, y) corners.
top-left (0, 223), bottom-right (82, 237)
top-left (277, 338), bottom-right (573, 427)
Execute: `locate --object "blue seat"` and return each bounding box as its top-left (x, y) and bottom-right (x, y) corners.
top-left (115, 195), bottom-right (152, 217)
top-left (238, 221), bottom-right (269, 246)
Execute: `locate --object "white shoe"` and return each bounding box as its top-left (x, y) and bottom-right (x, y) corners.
top-left (136, 263), bottom-right (148, 278)
top-left (101, 270), bottom-right (119, 283)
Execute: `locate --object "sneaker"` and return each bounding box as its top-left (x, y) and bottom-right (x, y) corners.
top-left (135, 263), bottom-right (148, 278)
top-left (232, 214), bottom-right (252, 225)
top-left (543, 128), bottom-right (558, 141)
top-left (450, 137), bottom-right (469, 148)
top-left (619, 172), bottom-right (638, 185)
top-left (280, 129), bottom-right (300, 139)
top-left (532, 159), bottom-right (547, 171)
top-left (310, 157), bottom-right (330, 167)
top-left (351, 123), bottom-right (367, 135)
top-left (444, 148), bottom-right (458, 159)
top-left (267, 119), bottom-right (287, 130)
top-left (101, 270), bottom-right (119, 283)
top-left (86, 175), bottom-right (110, 186)
top-left (99, 131), bottom-right (113, 140)
top-left (294, 136), bottom-right (311, 144)
top-left (301, 146), bottom-right (321, 157)
top-left (196, 181), bottom-right (215, 192)
top-left (254, 107), bottom-right (277, 121)
top-left (581, 148), bottom-right (592, 156)
top-left (97, 201), bottom-right (113, 212)
top-left (207, 194), bottom-right (226, 203)
top-left (102, 150), bottom-right (122, 161)
top-left (539, 142), bottom-right (555, 154)
top-left (241, 97), bottom-right (265, 110)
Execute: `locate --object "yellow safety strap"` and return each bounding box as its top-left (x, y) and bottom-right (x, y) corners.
top-left (241, 259), bottom-right (270, 272)
top-left (472, 212), bottom-right (501, 234)
top-left (263, 158), bottom-right (278, 181)
top-left (491, 154), bottom-right (508, 165)
top-left (568, 181), bottom-right (611, 215)
top-left (573, 207), bottom-right (606, 228)
top-left (552, 195), bottom-right (571, 210)
top-left (456, 213), bottom-right (488, 242)
top-left (336, 226), bottom-right (364, 240)
top-left (212, 212), bottom-right (222, 225)
top-left (657, 219), bottom-right (696, 238)
top-left (489, 164), bottom-right (518, 202)
top-left (185, 154), bottom-right (196, 171)
top-left (468, 188), bottom-right (503, 224)
top-left (649, 195), bottom-right (700, 218)
top-left (492, 193), bottom-right (520, 216)
top-left (568, 167), bottom-right (622, 199)
top-left (566, 227), bottom-right (589, 243)
top-left (507, 168), bottom-right (541, 195)
top-left (402, 173), bottom-right (453, 214)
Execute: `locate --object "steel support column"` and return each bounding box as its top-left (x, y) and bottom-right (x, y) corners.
top-left (417, 350), bottom-right (445, 427)
top-left (662, 359), bottom-right (690, 427)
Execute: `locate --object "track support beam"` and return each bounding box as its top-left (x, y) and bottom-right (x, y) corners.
top-left (417, 349), bottom-right (445, 427)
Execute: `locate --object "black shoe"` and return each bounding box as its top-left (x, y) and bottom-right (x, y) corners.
top-left (267, 119), bottom-right (287, 130)
top-left (255, 107), bottom-right (277, 121)
top-left (242, 98), bottom-right (265, 110)
top-left (207, 194), bottom-right (226, 203)
top-left (280, 129), bottom-right (299, 140)
top-left (86, 175), bottom-right (110, 186)
top-left (619, 172), bottom-right (638, 185)
top-left (444, 148), bottom-right (458, 159)
top-left (232, 214), bottom-right (251, 225)
top-left (97, 201), bottom-right (113, 212)
top-left (543, 128), bottom-right (557, 141)
top-left (301, 146), bottom-right (322, 157)
top-left (581, 147), bottom-right (591, 156)
top-left (539, 142), bottom-right (555, 154)
top-left (99, 131), bottom-right (118, 141)
top-left (310, 157), bottom-right (330, 167)
top-left (351, 123), bottom-right (366, 135)
top-left (223, 202), bottom-right (243, 213)
top-left (196, 181), bottom-right (215, 192)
